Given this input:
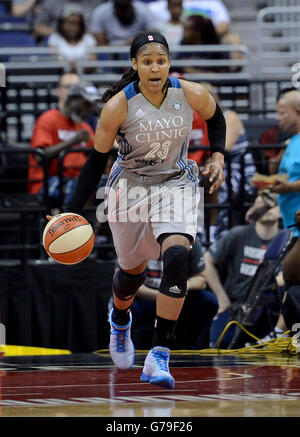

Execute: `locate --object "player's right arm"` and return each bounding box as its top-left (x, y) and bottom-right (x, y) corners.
top-left (94, 91), bottom-right (127, 153)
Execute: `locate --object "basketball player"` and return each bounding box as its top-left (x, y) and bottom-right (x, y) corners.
top-left (64, 31), bottom-right (226, 389)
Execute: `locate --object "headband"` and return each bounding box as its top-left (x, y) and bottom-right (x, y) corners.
top-left (130, 32), bottom-right (169, 59)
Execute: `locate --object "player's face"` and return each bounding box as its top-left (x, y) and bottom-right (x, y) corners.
top-left (132, 43), bottom-right (170, 94)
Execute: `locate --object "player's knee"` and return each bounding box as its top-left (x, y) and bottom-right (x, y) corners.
top-left (113, 268), bottom-right (146, 301)
top-left (159, 245), bottom-right (190, 298)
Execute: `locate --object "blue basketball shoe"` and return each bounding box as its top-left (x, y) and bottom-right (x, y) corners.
top-left (140, 346), bottom-right (175, 390)
top-left (109, 309), bottom-right (135, 369)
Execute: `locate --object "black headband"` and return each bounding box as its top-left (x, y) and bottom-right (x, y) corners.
top-left (130, 32), bottom-right (169, 59)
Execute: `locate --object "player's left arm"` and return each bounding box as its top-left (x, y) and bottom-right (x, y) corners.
top-left (181, 80), bottom-right (226, 194)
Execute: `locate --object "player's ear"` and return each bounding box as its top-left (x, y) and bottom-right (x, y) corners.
top-left (131, 58), bottom-right (138, 71)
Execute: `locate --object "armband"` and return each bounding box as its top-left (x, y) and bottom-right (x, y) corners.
top-left (65, 148), bottom-right (109, 215)
top-left (206, 103), bottom-right (226, 156)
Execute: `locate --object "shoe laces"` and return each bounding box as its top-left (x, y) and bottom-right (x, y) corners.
top-left (111, 325), bottom-right (129, 352)
top-left (152, 349), bottom-right (169, 372)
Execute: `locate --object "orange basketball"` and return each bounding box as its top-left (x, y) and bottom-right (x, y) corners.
top-left (42, 213), bottom-right (95, 265)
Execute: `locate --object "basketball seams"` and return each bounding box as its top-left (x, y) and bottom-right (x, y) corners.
top-left (48, 233), bottom-right (95, 264)
top-left (49, 232), bottom-right (95, 255)
top-left (45, 223), bottom-right (90, 251)
top-left (42, 213), bottom-right (81, 246)
top-left (44, 216), bottom-right (89, 251)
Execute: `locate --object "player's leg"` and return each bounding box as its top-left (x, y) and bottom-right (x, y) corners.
top-left (109, 261), bottom-right (147, 369)
top-left (140, 234), bottom-right (191, 390)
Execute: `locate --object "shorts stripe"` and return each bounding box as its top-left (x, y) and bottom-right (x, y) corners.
top-left (107, 164), bottom-right (123, 187)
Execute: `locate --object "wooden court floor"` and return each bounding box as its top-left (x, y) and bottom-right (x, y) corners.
top-left (0, 350), bottom-right (300, 418)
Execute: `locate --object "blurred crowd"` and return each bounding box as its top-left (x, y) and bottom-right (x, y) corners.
top-left (0, 0), bottom-right (244, 72)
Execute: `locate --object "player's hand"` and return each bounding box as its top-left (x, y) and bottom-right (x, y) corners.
top-left (202, 152), bottom-right (225, 194)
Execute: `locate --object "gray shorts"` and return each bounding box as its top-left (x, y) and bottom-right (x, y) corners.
top-left (105, 162), bottom-right (201, 270)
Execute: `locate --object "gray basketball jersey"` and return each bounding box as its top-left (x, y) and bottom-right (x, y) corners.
top-left (115, 76), bottom-right (195, 180)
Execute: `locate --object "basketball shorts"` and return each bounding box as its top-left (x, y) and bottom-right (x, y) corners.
top-left (102, 162), bottom-right (201, 270)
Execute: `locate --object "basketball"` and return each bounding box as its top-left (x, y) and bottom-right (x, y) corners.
top-left (42, 213), bottom-right (95, 265)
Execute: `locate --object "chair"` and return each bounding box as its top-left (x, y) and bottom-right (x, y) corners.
top-left (226, 228), bottom-right (294, 349)
top-left (0, 30), bottom-right (35, 47)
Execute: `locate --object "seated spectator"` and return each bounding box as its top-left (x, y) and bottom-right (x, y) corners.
top-left (155, 0), bottom-right (184, 46)
top-left (33, 0), bottom-right (101, 42)
top-left (47, 4), bottom-right (97, 72)
top-left (55, 71), bottom-right (81, 108)
top-left (149, 0), bottom-right (231, 38)
top-left (150, 0), bottom-right (244, 70)
top-left (204, 193), bottom-right (282, 348)
top-left (28, 80), bottom-right (100, 207)
top-left (11, 0), bottom-right (41, 28)
top-left (109, 237), bottom-right (218, 350)
top-left (176, 14), bottom-right (228, 74)
top-left (259, 210), bottom-right (300, 341)
top-left (89, 0), bottom-right (155, 46)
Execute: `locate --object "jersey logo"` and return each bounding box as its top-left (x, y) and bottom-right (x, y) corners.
top-left (173, 101), bottom-right (182, 111)
top-left (136, 108), bottom-right (145, 116)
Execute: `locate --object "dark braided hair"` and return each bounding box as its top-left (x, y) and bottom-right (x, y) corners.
top-left (101, 31), bottom-right (169, 104)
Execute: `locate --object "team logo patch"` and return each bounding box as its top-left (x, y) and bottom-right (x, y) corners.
top-left (148, 35), bottom-right (154, 41)
top-left (173, 101), bottom-right (182, 111)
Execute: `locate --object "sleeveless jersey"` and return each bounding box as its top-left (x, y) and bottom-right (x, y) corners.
top-left (115, 76), bottom-right (194, 178)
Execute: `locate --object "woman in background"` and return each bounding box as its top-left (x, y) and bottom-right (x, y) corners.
top-left (47, 4), bottom-right (97, 72)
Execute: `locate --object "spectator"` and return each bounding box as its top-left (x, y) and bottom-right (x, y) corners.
top-left (28, 81), bottom-right (100, 206)
top-left (109, 237), bottom-right (218, 350)
top-left (155, 0), bottom-right (184, 46)
top-left (204, 193), bottom-right (281, 348)
top-left (47, 4), bottom-right (97, 72)
top-left (258, 88), bottom-right (296, 176)
top-left (149, 0), bottom-right (231, 38)
top-left (33, 0), bottom-right (101, 42)
top-left (260, 210), bottom-right (300, 341)
top-left (89, 0), bottom-right (155, 46)
top-left (55, 71), bottom-right (81, 109)
top-left (280, 210), bottom-right (300, 333)
top-left (11, 0), bottom-right (41, 27)
top-left (270, 90), bottom-right (300, 238)
top-left (176, 14), bottom-right (227, 74)
top-left (150, 0), bottom-right (244, 70)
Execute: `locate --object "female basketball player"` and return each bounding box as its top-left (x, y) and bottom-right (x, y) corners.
top-left (65, 31), bottom-right (226, 389)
